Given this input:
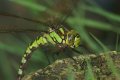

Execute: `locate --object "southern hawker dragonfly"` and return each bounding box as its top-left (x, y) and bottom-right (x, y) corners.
top-left (0, 0), bottom-right (83, 80)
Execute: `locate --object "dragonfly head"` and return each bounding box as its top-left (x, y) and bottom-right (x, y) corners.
top-left (66, 30), bottom-right (80, 48)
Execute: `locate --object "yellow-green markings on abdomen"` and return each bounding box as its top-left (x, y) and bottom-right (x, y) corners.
top-left (18, 28), bottom-right (63, 78)
top-left (18, 36), bottom-right (48, 76)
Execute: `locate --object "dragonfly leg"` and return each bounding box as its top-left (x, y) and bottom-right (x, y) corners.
top-left (78, 44), bottom-right (94, 53)
top-left (52, 51), bottom-right (60, 61)
top-left (65, 52), bottom-right (78, 63)
top-left (72, 48), bottom-right (81, 54)
top-left (44, 53), bottom-right (51, 65)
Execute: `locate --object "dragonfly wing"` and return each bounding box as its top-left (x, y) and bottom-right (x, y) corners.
top-left (0, 0), bottom-right (80, 33)
top-left (0, 14), bottom-right (47, 32)
top-left (34, 0), bottom-right (81, 28)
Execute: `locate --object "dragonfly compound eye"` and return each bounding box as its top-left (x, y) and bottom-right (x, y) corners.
top-left (74, 35), bottom-right (80, 47)
top-left (66, 30), bottom-right (80, 48)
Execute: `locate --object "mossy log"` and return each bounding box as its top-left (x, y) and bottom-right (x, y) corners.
top-left (22, 51), bottom-right (120, 80)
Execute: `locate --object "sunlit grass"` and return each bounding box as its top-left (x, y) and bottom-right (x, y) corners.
top-left (10, 0), bottom-right (47, 12)
top-left (10, 0), bottom-right (64, 18)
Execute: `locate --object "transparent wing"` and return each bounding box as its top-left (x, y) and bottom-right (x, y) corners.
top-left (0, 13), bottom-right (48, 33)
top-left (0, 0), bottom-right (80, 34)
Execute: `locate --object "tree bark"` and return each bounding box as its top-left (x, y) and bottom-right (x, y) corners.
top-left (22, 51), bottom-right (120, 80)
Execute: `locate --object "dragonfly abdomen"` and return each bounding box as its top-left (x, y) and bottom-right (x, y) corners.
top-left (17, 27), bottom-right (64, 80)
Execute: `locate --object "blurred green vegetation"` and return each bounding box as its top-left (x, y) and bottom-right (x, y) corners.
top-left (0, 0), bottom-right (120, 80)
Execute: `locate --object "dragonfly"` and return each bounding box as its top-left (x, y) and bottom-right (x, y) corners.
top-left (0, 0), bottom-right (82, 80)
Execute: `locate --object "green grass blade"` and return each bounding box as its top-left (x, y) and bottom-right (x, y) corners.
top-left (85, 60), bottom-right (96, 80)
top-left (0, 51), bottom-right (14, 80)
top-left (67, 17), bottom-right (120, 34)
top-left (67, 65), bottom-right (75, 80)
top-left (89, 33), bottom-right (109, 51)
top-left (82, 5), bottom-right (120, 22)
top-left (10, 0), bottom-right (47, 11)
top-left (115, 33), bottom-right (119, 51)
top-left (10, 0), bottom-right (64, 18)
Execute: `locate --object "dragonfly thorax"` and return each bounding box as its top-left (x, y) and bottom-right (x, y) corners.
top-left (44, 27), bottom-right (81, 48)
